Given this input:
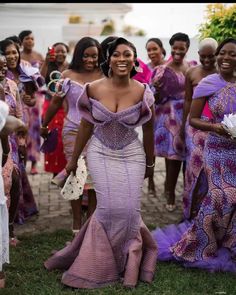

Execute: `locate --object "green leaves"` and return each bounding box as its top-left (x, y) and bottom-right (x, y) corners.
top-left (199, 4), bottom-right (236, 42)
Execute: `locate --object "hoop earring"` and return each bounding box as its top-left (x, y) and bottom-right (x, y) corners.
top-left (108, 67), bottom-right (113, 78)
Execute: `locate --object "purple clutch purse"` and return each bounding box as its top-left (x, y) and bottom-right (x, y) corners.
top-left (40, 128), bottom-right (58, 153)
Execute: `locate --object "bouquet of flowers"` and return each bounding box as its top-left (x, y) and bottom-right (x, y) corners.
top-left (222, 113), bottom-right (236, 138)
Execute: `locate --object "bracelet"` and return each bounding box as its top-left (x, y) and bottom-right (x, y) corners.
top-left (146, 163), bottom-right (155, 168)
top-left (2, 152), bottom-right (9, 157)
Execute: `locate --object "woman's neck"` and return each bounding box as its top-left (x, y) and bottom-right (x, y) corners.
top-left (111, 75), bottom-right (130, 87)
top-left (23, 48), bottom-right (32, 55)
top-left (220, 72), bottom-right (236, 83)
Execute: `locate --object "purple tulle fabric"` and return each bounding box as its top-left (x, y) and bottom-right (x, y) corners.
top-left (152, 221), bottom-right (236, 272)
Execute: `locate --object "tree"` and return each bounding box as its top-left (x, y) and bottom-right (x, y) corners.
top-left (198, 3), bottom-right (236, 42)
top-left (100, 20), bottom-right (115, 36)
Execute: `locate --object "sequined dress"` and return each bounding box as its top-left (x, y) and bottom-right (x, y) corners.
top-left (44, 83), bottom-right (158, 288)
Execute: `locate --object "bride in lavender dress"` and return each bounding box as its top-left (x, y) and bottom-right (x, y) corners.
top-left (44, 37), bottom-right (157, 289)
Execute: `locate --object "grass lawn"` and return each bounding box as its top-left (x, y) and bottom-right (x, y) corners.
top-left (1, 229), bottom-right (235, 295)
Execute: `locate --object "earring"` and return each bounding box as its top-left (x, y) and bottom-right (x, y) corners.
top-left (108, 67), bottom-right (113, 78)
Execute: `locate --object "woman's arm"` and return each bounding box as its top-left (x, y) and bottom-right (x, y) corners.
top-left (40, 49), bottom-right (53, 78)
top-left (180, 69), bottom-right (193, 138)
top-left (142, 104), bottom-right (155, 178)
top-left (65, 118), bottom-right (94, 175)
top-left (189, 98), bottom-right (228, 136)
top-left (40, 94), bottom-right (64, 137)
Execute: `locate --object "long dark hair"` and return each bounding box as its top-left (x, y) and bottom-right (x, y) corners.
top-left (146, 37), bottom-right (166, 57)
top-left (100, 37), bottom-right (139, 78)
top-left (0, 39), bottom-right (21, 67)
top-left (68, 37), bottom-right (103, 72)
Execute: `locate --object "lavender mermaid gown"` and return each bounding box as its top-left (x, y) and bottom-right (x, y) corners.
top-left (44, 83), bottom-right (158, 288)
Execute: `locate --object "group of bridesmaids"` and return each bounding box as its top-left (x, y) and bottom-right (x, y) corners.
top-left (0, 29), bottom-right (236, 290)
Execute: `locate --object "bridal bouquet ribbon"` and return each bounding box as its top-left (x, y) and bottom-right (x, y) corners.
top-left (60, 157), bottom-right (88, 201)
top-left (222, 113), bottom-right (236, 138)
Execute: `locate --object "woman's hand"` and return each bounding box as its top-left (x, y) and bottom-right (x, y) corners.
top-left (40, 126), bottom-right (49, 139)
top-left (22, 93), bottom-right (36, 106)
top-left (213, 123), bottom-right (232, 138)
top-left (144, 166), bottom-right (154, 179)
top-left (65, 160), bottom-right (77, 176)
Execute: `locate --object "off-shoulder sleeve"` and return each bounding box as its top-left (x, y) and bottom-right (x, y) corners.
top-left (77, 83), bottom-right (104, 125)
top-left (193, 73), bottom-right (227, 99)
top-left (54, 78), bottom-right (71, 97)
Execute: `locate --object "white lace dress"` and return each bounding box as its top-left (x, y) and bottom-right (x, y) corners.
top-left (0, 102), bottom-right (10, 271)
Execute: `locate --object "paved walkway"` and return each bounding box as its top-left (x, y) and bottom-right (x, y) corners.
top-left (15, 156), bottom-right (184, 236)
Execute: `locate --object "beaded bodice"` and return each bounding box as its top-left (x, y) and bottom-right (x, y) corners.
top-left (78, 83), bottom-right (155, 150)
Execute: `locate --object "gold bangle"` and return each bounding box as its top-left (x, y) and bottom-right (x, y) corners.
top-left (2, 152), bottom-right (9, 157)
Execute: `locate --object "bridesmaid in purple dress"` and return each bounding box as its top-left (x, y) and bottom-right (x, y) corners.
top-left (151, 32), bottom-right (196, 211)
top-left (41, 37), bottom-right (103, 234)
top-left (18, 30), bottom-right (44, 175)
top-left (44, 37), bottom-right (157, 289)
top-left (152, 38), bottom-right (236, 273)
top-left (181, 37), bottom-right (218, 219)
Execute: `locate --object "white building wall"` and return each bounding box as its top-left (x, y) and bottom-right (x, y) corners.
top-left (0, 3), bottom-right (199, 63)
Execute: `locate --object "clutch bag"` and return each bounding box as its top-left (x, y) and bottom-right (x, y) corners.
top-left (40, 128), bottom-right (58, 153)
top-left (60, 157), bottom-right (88, 201)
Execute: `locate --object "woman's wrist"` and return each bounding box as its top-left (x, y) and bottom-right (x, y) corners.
top-left (146, 162), bottom-right (155, 168)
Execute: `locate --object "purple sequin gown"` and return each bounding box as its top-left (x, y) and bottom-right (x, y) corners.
top-left (44, 83), bottom-right (158, 288)
top-left (152, 74), bottom-right (236, 272)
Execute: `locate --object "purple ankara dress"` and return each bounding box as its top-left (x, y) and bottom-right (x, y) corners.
top-left (44, 83), bottom-right (158, 288)
top-left (152, 74), bottom-right (236, 273)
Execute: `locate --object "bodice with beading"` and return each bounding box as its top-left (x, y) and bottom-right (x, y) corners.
top-left (77, 83), bottom-right (155, 150)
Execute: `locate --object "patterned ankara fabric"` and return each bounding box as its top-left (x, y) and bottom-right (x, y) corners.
top-left (152, 74), bottom-right (236, 273)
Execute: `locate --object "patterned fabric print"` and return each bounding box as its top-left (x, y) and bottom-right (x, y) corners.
top-left (152, 66), bottom-right (186, 160)
top-left (183, 115), bottom-right (208, 219)
top-left (2, 79), bottom-right (22, 207)
top-left (172, 82), bottom-right (236, 264)
top-left (27, 60), bottom-right (44, 162)
top-left (6, 68), bottom-right (39, 224)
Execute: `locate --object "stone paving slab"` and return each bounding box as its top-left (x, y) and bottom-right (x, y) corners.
top-left (15, 156), bottom-right (184, 236)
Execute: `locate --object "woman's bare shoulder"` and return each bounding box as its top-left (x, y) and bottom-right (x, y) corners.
top-left (87, 78), bottom-right (106, 98)
top-left (61, 69), bottom-right (72, 78)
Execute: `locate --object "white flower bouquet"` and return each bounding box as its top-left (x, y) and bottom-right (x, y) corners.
top-left (222, 113), bottom-right (236, 138)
